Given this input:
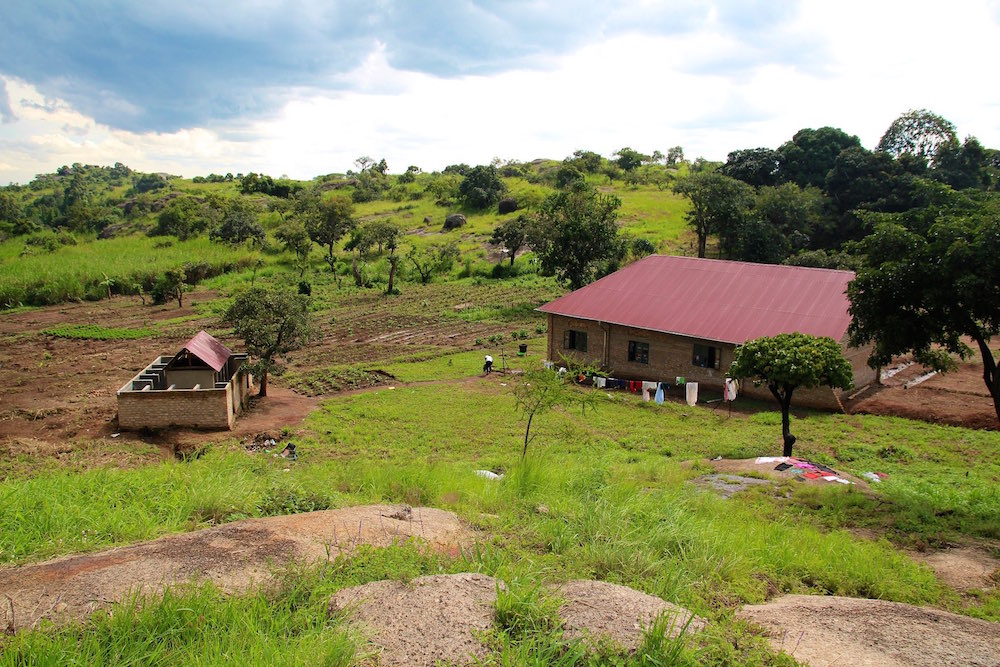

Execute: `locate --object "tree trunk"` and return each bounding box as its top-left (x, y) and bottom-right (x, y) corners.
top-left (522, 412), bottom-right (534, 460)
top-left (386, 256), bottom-right (398, 294)
top-left (176, 289), bottom-right (183, 309)
top-left (974, 336), bottom-right (1000, 424)
top-left (697, 233), bottom-right (707, 258)
top-left (509, 251), bottom-right (516, 267)
top-left (259, 370), bottom-right (268, 397)
top-left (769, 383), bottom-right (796, 456)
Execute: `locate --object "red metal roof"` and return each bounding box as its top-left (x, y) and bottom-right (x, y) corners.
top-left (176, 330), bottom-right (234, 372)
top-left (538, 256), bottom-right (855, 345)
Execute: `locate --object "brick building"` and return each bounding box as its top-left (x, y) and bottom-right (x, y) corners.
top-left (117, 331), bottom-right (253, 430)
top-left (538, 255), bottom-right (874, 409)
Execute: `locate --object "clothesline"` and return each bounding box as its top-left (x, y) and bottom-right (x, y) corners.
top-left (542, 360), bottom-right (737, 405)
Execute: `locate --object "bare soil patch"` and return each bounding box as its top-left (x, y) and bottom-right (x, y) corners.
top-left (555, 580), bottom-right (705, 651)
top-left (849, 355), bottom-right (999, 431)
top-left (739, 594), bottom-right (1000, 666)
top-left (911, 545), bottom-right (1000, 592)
top-left (328, 573), bottom-right (502, 667)
top-left (0, 505), bottom-right (467, 631)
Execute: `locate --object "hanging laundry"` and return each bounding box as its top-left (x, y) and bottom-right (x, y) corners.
top-left (724, 378), bottom-right (738, 401)
top-left (654, 382), bottom-right (664, 405)
top-left (595, 377), bottom-right (606, 388)
top-left (641, 381), bottom-right (657, 401)
top-left (685, 382), bottom-right (699, 406)
top-left (675, 376), bottom-right (686, 386)
top-left (543, 360), bottom-right (554, 370)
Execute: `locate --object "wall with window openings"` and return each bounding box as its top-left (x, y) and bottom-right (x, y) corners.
top-left (546, 314), bottom-right (867, 410)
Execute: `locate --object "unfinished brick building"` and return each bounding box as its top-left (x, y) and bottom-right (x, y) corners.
top-left (538, 255), bottom-right (874, 409)
top-left (117, 331), bottom-right (253, 430)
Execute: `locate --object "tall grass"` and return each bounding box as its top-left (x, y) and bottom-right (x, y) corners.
top-left (0, 235), bottom-right (258, 307)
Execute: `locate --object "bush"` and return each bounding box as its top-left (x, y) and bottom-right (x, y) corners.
top-left (498, 197), bottom-right (518, 214)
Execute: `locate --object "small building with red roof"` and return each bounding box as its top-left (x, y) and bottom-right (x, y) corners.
top-left (116, 331), bottom-right (253, 429)
top-left (538, 255), bottom-right (874, 408)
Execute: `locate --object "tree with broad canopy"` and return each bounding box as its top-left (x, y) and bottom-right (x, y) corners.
top-left (223, 288), bottom-right (311, 397)
top-left (848, 191), bottom-right (1000, 424)
top-left (729, 333), bottom-right (854, 457)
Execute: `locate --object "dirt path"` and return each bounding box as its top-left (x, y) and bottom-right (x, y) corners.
top-left (0, 505), bottom-right (467, 631)
top-left (739, 594), bottom-right (1000, 666)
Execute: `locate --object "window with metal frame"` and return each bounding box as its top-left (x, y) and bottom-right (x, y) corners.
top-left (628, 340), bottom-right (649, 364)
top-left (563, 329), bottom-right (587, 352)
top-left (692, 343), bottom-right (721, 369)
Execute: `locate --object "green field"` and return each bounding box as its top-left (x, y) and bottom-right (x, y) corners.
top-left (2, 373), bottom-right (998, 664)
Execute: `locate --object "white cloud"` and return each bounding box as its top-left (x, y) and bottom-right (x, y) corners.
top-left (2, 1), bottom-right (999, 185)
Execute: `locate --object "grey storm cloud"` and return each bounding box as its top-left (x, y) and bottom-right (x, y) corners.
top-left (0, 0), bottom-right (813, 133)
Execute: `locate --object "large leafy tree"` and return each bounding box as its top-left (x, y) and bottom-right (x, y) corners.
top-left (224, 288), bottom-right (311, 397)
top-left (210, 199), bottom-right (265, 246)
top-left (673, 171), bottom-right (755, 258)
top-left (458, 165), bottom-right (506, 210)
top-left (305, 195), bottom-right (355, 267)
top-left (876, 109), bottom-right (957, 163)
top-left (721, 148), bottom-right (782, 188)
top-left (848, 193), bottom-right (1000, 423)
top-left (729, 333), bottom-right (854, 456)
top-left (777, 127), bottom-right (861, 189)
top-left (528, 184), bottom-right (625, 289)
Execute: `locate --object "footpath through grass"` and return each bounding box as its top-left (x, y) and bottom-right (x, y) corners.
top-left (1, 379), bottom-right (998, 664)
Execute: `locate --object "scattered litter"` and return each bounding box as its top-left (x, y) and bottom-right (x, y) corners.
top-left (110, 432), bottom-right (120, 438)
top-left (861, 471), bottom-right (884, 483)
top-left (500, 383), bottom-right (507, 387)
top-left (755, 456), bottom-right (788, 464)
top-left (388, 386), bottom-right (396, 390)
top-left (280, 443), bottom-right (297, 461)
top-left (712, 455), bottom-right (723, 461)
top-left (474, 470), bottom-right (503, 481)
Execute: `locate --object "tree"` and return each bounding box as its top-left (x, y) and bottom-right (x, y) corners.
top-left (666, 146), bottom-right (684, 167)
top-left (274, 221), bottom-right (312, 273)
top-left (305, 195), bottom-right (355, 266)
top-left (729, 333), bottom-right (854, 456)
top-left (932, 137), bottom-right (991, 190)
top-left (721, 148), bottom-right (782, 187)
top-left (154, 197), bottom-right (205, 240)
top-left (512, 366), bottom-right (597, 459)
top-left (152, 268), bottom-right (186, 308)
top-left (848, 194), bottom-right (1000, 423)
top-left (777, 127), bottom-right (861, 189)
top-left (673, 172), bottom-right (755, 258)
top-left (876, 109), bottom-right (957, 163)
top-left (614, 147), bottom-right (647, 172)
top-left (570, 150), bottom-right (603, 173)
top-left (223, 288), bottom-right (311, 397)
top-left (407, 242), bottom-right (460, 284)
top-left (528, 184), bottom-right (625, 289)
top-left (458, 165), bottom-right (507, 209)
top-left (210, 199), bottom-right (265, 246)
top-left (490, 215), bottom-right (530, 267)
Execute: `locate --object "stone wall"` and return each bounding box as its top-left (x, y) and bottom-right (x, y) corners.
top-left (547, 314), bottom-right (872, 410)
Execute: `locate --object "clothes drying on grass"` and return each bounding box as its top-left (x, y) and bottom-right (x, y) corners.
top-left (753, 456), bottom-right (854, 485)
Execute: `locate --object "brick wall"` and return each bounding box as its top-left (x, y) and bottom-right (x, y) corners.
top-left (547, 314), bottom-right (872, 411)
top-left (118, 385), bottom-right (233, 430)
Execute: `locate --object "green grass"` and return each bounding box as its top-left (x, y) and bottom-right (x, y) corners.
top-left (41, 323), bottom-right (156, 340)
top-left (3, 377), bottom-right (999, 662)
top-left (0, 235), bottom-right (259, 308)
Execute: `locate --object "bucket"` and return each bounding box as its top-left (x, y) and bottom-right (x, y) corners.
top-left (518, 343), bottom-right (527, 356)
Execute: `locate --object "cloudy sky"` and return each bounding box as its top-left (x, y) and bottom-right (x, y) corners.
top-left (1, 0), bottom-right (998, 184)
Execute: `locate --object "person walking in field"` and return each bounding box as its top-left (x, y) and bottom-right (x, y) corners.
top-left (483, 355), bottom-right (494, 374)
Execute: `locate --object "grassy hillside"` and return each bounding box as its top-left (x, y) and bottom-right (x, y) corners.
top-left (2, 375), bottom-right (997, 663)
